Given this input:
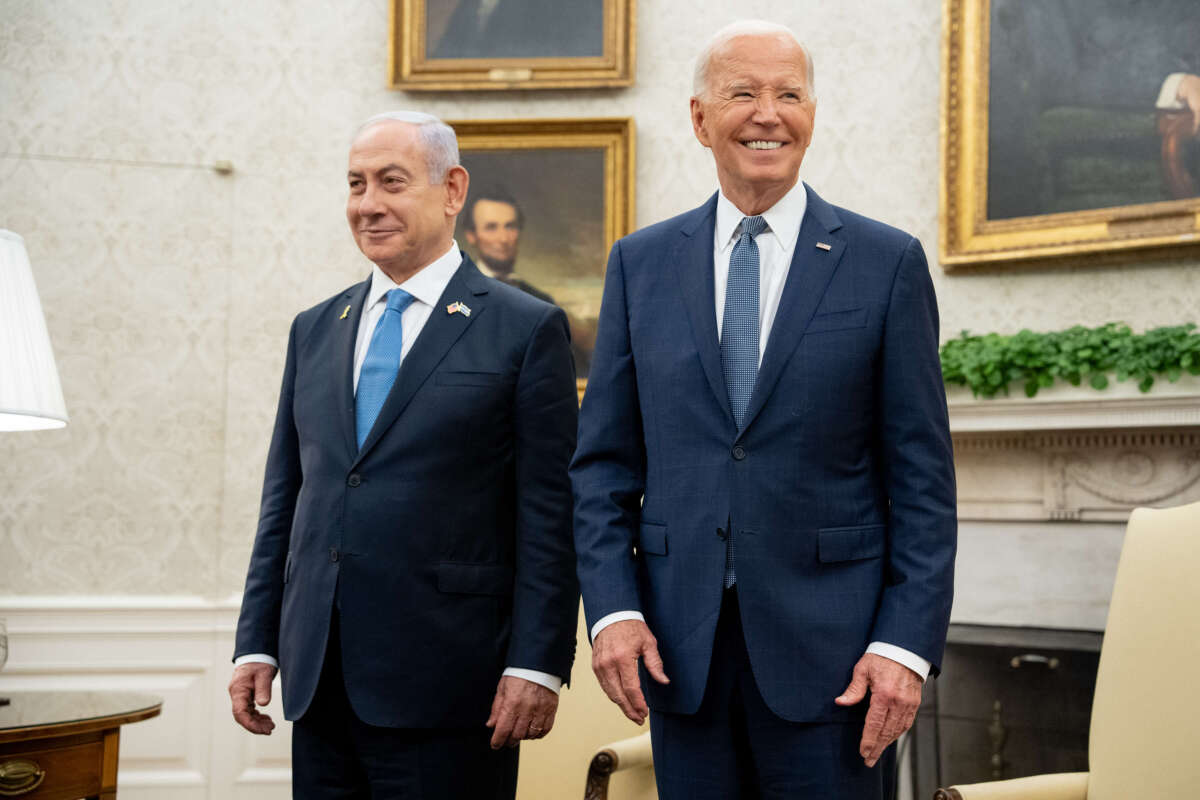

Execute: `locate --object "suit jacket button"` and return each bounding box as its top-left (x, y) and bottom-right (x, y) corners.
top-left (330, 548), bottom-right (339, 562)
top-left (732, 445), bottom-right (746, 460)
top-left (347, 473), bottom-right (361, 487)
top-left (716, 527), bottom-right (727, 540)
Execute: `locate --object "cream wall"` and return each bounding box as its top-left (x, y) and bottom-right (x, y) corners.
top-left (1, 0), bottom-right (1197, 796)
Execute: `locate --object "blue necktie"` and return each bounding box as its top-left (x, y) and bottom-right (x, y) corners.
top-left (720, 215), bottom-right (766, 588)
top-left (355, 288), bottom-right (415, 449)
top-left (722, 215), bottom-right (766, 429)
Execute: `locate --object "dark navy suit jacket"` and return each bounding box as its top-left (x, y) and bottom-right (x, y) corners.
top-left (571, 186), bottom-right (957, 723)
top-left (234, 256), bottom-right (579, 728)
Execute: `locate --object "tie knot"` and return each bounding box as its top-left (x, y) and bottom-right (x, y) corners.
top-left (740, 215), bottom-right (768, 239)
top-left (385, 288), bottom-right (414, 314)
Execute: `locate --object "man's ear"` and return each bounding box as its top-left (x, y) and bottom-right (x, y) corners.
top-left (690, 97), bottom-right (711, 148)
top-left (444, 165), bottom-right (470, 216)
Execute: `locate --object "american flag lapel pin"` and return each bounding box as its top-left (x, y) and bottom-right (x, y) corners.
top-left (339, 304), bottom-right (351, 319)
top-left (447, 301), bottom-right (471, 317)
top-left (816, 242), bottom-right (832, 251)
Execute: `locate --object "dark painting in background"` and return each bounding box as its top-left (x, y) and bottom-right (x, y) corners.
top-left (427, 0), bottom-right (603, 59)
top-left (391, 0), bottom-right (634, 89)
top-left (456, 149), bottom-right (606, 377)
top-left (988, 0), bottom-right (1200, 220)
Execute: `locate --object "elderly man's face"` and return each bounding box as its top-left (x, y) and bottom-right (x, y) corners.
top-left (691, 34), bottom-right (815, 207)
top-left (466, 199), bottom-right (521, 272)
top-left (346, 122), bottom-right (465, 278)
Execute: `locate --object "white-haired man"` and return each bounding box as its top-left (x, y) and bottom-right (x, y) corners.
top-left (228, 111), bottom-right (580, 799)
top-left (572, 21), bottom-right (956, 798)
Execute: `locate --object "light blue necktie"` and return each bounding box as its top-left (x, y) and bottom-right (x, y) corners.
top-left (720, 215), bottom-right (766, 588)
top-left (355, 288), bottom-right (414, 449)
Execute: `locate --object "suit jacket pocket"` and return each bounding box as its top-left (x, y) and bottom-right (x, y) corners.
top-left (805, 307), bottom-right (868, 335)
top-left (434, 370), bottom-right (508, 387)
top-left (817, 523), bottom-right (885, 563)
top-left (637, 522), bottom-right (668, 555)
top-left (436, 561), bottom-right (515, 595)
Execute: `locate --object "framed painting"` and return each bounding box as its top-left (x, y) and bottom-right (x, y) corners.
top-left (448, 118), bottom-right (635, 392)
top-left (390, 0), bottom-right (635, 90)
top-left (941, 0), bottom-right (1200, 270)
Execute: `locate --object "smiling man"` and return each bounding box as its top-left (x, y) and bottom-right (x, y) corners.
top-left (229, 111), bottom-right (579, 799)
top-left (571, 20), bottom-right (957, 799)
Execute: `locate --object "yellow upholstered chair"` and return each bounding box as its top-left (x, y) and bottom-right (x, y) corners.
top-left (584, 732), bottom-right (656, 800)
top-left (937, 500), bottom-right (1200, 799)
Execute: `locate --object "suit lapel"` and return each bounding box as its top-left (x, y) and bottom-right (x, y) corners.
top-left (352, 256), bottom-right (488, 467)
top-left (741, 185), bottom-right (845, 434)
top-left (673, 194), bottom-right (734, 425)
top-left (335, 278), bottom-right (372, 460)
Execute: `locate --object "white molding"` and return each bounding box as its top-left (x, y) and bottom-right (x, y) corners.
top-left (947, 373), bottom-right (1200, 432)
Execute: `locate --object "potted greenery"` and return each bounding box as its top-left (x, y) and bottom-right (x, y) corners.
top-left (940, 323), bottom-right (1200, 401)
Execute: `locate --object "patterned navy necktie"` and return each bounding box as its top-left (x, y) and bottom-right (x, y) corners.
top-left (720, 215), bottom-right (766, 589)
top-left (355, 288), bottom-right (415, 449)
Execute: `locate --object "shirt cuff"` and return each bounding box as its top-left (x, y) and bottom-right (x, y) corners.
top-left (501, 668), bottom-right (562, 694)
top-left (1157, 73), bottom-right (1187, 109)
top-left (234, 653), bottom-right (279, 669)
top-left (589, 610), bottom-right (646, 642)
top-left (866, 642), bottom-right (930, 681)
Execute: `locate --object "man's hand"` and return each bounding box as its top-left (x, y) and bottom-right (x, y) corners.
top-left (591, 619), bottom-right (669, 725)
top-left (1177, 73), bottom-right (1200, 134)
top-left (229, 662), bottom-right (279, 735)
top-left (834, 653), bottom-right (922, 768)
top-left (486, 676), bottom-right (559, 749)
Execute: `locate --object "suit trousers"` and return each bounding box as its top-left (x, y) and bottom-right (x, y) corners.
top-left (291, 612), bottom-right (519, 800)
top-left (649, 589), bottom-right (896, 800)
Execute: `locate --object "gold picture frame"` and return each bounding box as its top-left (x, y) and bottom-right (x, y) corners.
top-left (391, 0), bottom-right (635, 90)
top-left (940, 0), bottom-right (1200, 270)
top-left (449, 118), bottom-right (635, 396)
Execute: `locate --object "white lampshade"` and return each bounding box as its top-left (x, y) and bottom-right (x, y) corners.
top-left (0, 230), bottom-right (68, 431)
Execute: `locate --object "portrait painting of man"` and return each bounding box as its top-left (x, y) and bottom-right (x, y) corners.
top-left (453, 147), bottom-right (608, 379)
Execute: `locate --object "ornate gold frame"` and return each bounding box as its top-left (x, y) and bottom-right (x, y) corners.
top-left (390, 0), bottom-right (635, 90)
top-left (940, 0), bottom-right (1200, 270)
top-left (449, 118), bottom-right (635, 397)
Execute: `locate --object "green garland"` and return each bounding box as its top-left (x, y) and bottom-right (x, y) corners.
top-left (940, 323), bottom-right (1200, 398)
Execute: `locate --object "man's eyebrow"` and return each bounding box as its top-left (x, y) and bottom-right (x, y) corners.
top-left (347, 164), bottom-right (413, 179)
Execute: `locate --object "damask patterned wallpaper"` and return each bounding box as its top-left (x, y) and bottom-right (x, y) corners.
top-left (1, 0), bottom-right (1197, 596)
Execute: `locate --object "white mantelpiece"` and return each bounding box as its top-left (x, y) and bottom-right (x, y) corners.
top-left (947, 375), bottom-right (1200, 522)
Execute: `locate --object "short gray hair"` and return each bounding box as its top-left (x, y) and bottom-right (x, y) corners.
top-left (692, 20), bottom-right (816, 99)
top-left (354, 111), bottom-right (460, 183)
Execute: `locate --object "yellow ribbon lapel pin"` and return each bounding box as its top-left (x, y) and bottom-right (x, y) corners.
top-left (339, 304), bottom-right (351, 320)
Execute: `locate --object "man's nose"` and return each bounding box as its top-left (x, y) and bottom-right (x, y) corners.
top-left (358, 184), bottom-right (384, 216)
top-left (751, 94), bottom-right (781, 124)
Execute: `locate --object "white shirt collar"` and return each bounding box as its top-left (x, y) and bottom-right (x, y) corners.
top-left (715, 180), bottom-right (808, 254)
top-left (366, 242), bottom-right (463, 310)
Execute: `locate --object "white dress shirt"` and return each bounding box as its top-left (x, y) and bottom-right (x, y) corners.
top-left (590, 182), bottom-right (932, 681)
top-left (237, 242), bottom-right (563, 694)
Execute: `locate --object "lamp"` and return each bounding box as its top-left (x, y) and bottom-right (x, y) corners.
top-left (0, 230), bottom-right (68, 431)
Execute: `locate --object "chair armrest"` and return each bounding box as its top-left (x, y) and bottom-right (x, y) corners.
top-left (936, 772), bottom-right (1088, 800)
top-left (585, 732), bottom-right (653, 800)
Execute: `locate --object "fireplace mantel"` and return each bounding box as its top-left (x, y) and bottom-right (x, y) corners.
top-left (946, 375), bottom-right (1200, 521)
top-left (948, 374), bottom-right (1200, 433)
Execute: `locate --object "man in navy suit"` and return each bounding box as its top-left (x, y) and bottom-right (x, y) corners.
top-left (571, 20), bottom-right (956, 799)
top-left (228, 111), bottom-right (579, 799)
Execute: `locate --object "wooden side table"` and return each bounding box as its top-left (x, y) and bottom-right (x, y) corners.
top-left (0, 692), bottom-right (161, 799)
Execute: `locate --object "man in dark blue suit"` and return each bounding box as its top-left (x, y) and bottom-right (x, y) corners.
top-left (228, 111), bottom-right (579, 799)
top-left (571, 20), bottom-right (957, 799)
